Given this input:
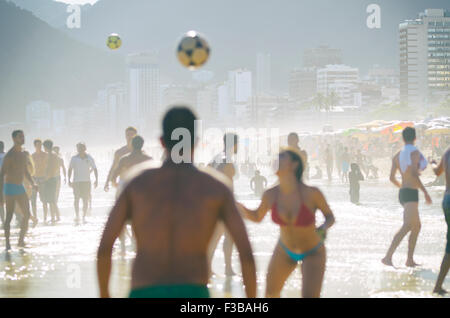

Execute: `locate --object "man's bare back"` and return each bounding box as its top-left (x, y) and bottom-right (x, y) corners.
top-left (100, 162), bottom-right (250, 289)
top-left (392, 151), bottom-right (423, 189)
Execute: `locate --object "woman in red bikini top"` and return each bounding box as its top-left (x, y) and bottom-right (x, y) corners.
top-left (239, 146), bottom-right (335, 298)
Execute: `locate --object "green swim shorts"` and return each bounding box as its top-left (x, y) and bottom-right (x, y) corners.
top-left (129, 284), bottom-right (210, 298)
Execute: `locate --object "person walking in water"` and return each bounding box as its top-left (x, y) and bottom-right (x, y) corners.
top-left (42, 140), bottom-right (61, 223)
top-left (348, 163), bottom-right (364, 204)
top-left (250, 170), bottom-right (267, 197)
top-left (325, 145), bottom-right (333, 182)
top-left (341, 147), bottom-right (350, 183)
top-left (97, 107), bottom-right (256, 298)
top-left (0, 141), bottom-right (5, 225)
top-left (0, 130), bottom-right (37, 250)
top-left (52, 146), bottom-right (67, 204)
top-left (110, 135), bottom-right (152, 189)
top-left (31, 139), bottom-right (48, 223)
top-left (239, 147), bottom-right (335, 298)
top-left (208, 133), bottom-right (239, 277)
top-left (431, 147), bottom-right (450, 294)
top-left (68, 143), bottom-right (98, 223)
top-left (104, 127), bottom-right (137, 193)
top-left (288, 132), bottom-right (309, 180)
top-left (382, 127), bottom-right (432, 268)
top-left (104, 126), bottom-right (137, 252)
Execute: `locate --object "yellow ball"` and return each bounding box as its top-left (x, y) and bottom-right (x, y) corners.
top-left (107, 33), bottom-right (122, 50)
top-left (177, 31), bottom-right (210, 70)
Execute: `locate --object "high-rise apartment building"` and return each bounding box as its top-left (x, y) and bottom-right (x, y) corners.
top-left (399, 9), bottom-right (450, 106)
top-left (126, 52), bottom-right (160, 130)
top-left (317, 65), bottom-right (359, 106)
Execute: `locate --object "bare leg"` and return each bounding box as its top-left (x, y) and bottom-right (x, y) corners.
top-left (81, 195), bottom-right (88, 221)
top-left (49, 203), bottom-right (58, 223)
top-left (4, 197), bottom-right (15, 250)
top-left (433, 253), bottom-right (450, 295)
top-left (74, 195), bottom-right (80, 220)
top-left (43, 202), bottom-right (48, 223)
top-left (406, 203), bottom-right (421, 267)
top-left (382, 203), bottom-right (416, 266)
top-left (301, 245), bottom-right (326, 298)
top-left (223, 230), bottom-right (235, 276)
top-left (0, 204), bottom-right (4, 226)
top-left (31, 186), bottom-right (37, 222)
top-left (265, 242), bottom-right (298, 298)
top-left (15, 194), bottom-right (30, 247)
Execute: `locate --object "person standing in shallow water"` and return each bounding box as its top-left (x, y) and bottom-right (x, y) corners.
top-left (348, 163), bottom-right (364, 204)
top-left (239, 147), bottom-right (335, 298)
top-left (68, 143), bottom-right (98, 223)
top-left (382, 127), bottom-right (432, 268)
top-left (431, 147), bottom-right (450, 295)
top-left (207, 133), bottom-right (239, 277)
top-left (97, 106), bottom-right (256, 298)
top-left (0, 130), bottom-right (37, 250)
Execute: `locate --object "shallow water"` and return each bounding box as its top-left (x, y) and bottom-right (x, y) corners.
top-left (0, 163), bottom-right (449, 298)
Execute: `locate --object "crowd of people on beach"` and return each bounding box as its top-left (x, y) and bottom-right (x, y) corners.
top-left (0, 106), bottom-right (449, 298)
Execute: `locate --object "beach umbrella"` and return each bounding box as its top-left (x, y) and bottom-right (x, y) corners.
top-left (425, 126), bottom-right (450, 135)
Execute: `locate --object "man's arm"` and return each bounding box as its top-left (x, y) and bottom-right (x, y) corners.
top-left (105, 151), bottom-right (121, 191)
top-left (0, 156), bottom-right (7, 203)
top-left (68, 159), bottom-right (73, 186)
top-left (389, 155), bottom-right (401, 188)
top-left (411, 151), bottom-right (432, 204)
top-left (250, 178), bottom-right (255, 191)
top-left (60, 158), bottom-right (67, 181)
top-left (97, 189), bottom-right (129, 298)
top-left (220, 188), bottom-right (256, 298)
top-left (111, 158), bottom-right (124, 188)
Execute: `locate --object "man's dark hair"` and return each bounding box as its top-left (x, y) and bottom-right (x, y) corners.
top-left (12, 130), bottom-right (23, 139)
top-left (162, 106), bottom-right (197, 150)
top-left (43, 139), bottom-right (53, 151)
top-left (34, 138), bottom-right (42, 146)
top-left (223, 133), bottom-right (238, 150)
top-left (402, 127), bottom-right (416, 143)
top-left (0, 141), bottom-right (4, 152)
top-left (132, 135), bottom-right (144, 151)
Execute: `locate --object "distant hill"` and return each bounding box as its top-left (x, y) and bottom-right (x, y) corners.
top-left (0, 0), bottom-right (124, 122)
top-left (9, 0), bottom-right (93, 28)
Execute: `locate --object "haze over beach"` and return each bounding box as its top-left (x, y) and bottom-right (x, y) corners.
top-left (0, 0), bottom-right (449, 303)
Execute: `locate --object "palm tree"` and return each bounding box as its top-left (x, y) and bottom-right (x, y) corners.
top-left (327, 91), bottom-right (340, 111)
top-left (312, 93), bottom-right (326, 111)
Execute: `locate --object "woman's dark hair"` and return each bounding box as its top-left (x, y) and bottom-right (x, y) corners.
top-left (286, 150), bottom-right (304, 182)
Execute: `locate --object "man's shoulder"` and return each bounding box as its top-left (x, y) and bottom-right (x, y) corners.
top-left (115, 146), bottom-right (130, 158)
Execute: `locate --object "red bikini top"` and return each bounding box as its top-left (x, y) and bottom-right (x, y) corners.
top-left (271, 201), bottom-right (315, 227)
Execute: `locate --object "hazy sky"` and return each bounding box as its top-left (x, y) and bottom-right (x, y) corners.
top-left (55, 0), bottom-right (98, 4)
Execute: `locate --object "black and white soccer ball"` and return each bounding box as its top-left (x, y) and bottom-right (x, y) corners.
top-left (177, 31), bottom-right (210, 70)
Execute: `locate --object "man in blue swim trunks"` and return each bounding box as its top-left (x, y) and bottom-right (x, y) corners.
top-left (431, 146), bottom-right (450, 295)
top-left (0, 140), bottom-right (5, 225)
top-left (0, 130), bottom-right (37, 250)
